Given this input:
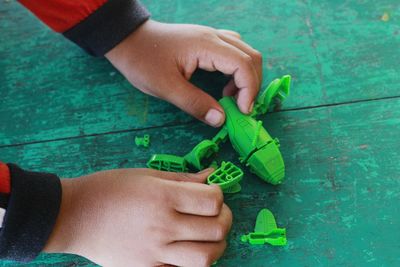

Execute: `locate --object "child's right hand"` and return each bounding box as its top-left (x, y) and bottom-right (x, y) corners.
top-left (106, 20), bottom-right (262, 128)
top-left (43, 168), bottom-right (232, 267)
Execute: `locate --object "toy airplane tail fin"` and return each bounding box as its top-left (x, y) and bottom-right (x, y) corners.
top-left (253, 75), bottom-right (291, 116)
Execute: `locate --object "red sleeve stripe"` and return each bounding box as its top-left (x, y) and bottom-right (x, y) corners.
top-left (0, 162), bottom-right (10, 194)
top-left (18, 0), bottom-right (108, 32)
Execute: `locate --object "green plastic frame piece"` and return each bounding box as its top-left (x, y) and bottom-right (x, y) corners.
top-left (147, 154), bottom-right (188, 172)
top-left (207, 161), bottom-right (243, 193)
top-left (135, 134), bottom-right (150, 148)
top-left (241, 208), bottom-right (287, 246)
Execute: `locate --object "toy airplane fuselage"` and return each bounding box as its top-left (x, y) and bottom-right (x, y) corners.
top-left (147, 75), bottom-right (291, 185)
top-left (219, 96), bottom-right (284, 184)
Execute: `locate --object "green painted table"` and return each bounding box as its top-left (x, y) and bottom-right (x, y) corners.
top-left (1, 1), bottom-right (400, 266)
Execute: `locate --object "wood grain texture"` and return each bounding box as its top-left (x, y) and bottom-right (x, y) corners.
top-left (1, 0), bottom-right (399, 144)
top-left (1, 0), bottom-right (400, 266)
top-left (1, 98), bottom-right (400, 266)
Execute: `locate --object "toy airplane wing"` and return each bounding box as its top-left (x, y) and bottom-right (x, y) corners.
top-left (252, 75), bottom-right (291, 117)
top-left (254, 208), bottom-right (278, 233)
top-left (183, 127), bottom-right (229, 171)
top-left (241, 208), bottom-right (287, 246)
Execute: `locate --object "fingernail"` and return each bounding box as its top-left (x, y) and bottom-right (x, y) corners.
top-left (205, 109), bottom-right (224, 127)
top-left (249, 102), bottom-right (254, 113)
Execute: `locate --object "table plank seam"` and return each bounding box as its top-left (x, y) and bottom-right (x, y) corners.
top-left (1, 94), bottom-right (399, 149)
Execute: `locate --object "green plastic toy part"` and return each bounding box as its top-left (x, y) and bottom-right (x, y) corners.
top-left (241, 208), bottom-right (287, 246)
top-left (211, 127), bottom-right (229, 145)
top-left (147, 75), bottom-right (291, 185)
top-left (252, 75), bottom-right (291, 116)
top-left (207, 161), bottom-right (243, 193)
top-left (135, 134), bottom-right (150, 148)
top-left (146, 154), bottom-right (188, 172)
top-left (184, 140), bottom-right (219, 170)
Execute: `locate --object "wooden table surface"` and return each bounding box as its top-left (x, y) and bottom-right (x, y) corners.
top-left (1, 0), bottom-right (399, 266)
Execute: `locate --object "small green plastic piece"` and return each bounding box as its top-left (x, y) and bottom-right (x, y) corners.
top-left (241, 209), bottom-right (287, 246)
top-left (207, 161), bottom-right (243, 193)
top-left (147, 154), bottom-right (188, 172)
top-left (184, 140), bottom-right (219, 170)
top-left (135, 134), bottom-right (150, 148)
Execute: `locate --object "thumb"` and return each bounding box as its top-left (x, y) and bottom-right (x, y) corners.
top-left (163, 76), bottom-right (225, 127)
top-left (153, 168), bottom-right (215, 183)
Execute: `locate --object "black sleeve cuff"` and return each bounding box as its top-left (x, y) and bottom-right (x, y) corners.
top-left (0, 164), bottom-right (62, 262)
top-left (63, 0), bottom-right (151, 56)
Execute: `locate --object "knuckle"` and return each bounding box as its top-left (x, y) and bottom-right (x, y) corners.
top-left (224, 205), bottom-right (233, 227)
top-left (252, 50), bottom-right (263, 62)
top-left (208, 186), bottom-right (223, 214)
top-left (222, 239), bottom-right (227, 249)
top-left (195, 251), bottom-right (213, 267)
top-left (219, 240), bottom-right (227, 254)
top-left (160, 186), bottom-right (173, 204)
top-left (213, 221), bottom-right (229, 240)
top-left (151, 222), bottom-right (173, 243)
top-left (233, 31), bottom-right (242, 39)
top-left (241, 54), bottom-right (253, 66)
top-left (197, 28), bottom-right (217, 41)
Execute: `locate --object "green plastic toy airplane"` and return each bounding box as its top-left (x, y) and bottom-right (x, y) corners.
top-left (241, 208), bottom-right (287, 246)
top-left (147, 75), bottom-right (291, 186)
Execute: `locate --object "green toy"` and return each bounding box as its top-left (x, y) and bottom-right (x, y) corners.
top-left (241, 208), bottom-right (287, 246)
top-left (207, 161), bottom-right (243, 193)
top-left (147, 154), bottom-right (187, 172)
top-left (147, 75), bottom-right (291, 185)
top-left (135, 134), bottom-right (150, 148)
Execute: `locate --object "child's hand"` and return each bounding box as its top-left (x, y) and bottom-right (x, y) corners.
top-left (44, 168), bottom-right (232, 267)
top-left (106, 20), bottom-right (262, 127)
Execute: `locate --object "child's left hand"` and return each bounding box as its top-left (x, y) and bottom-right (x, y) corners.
top-left (105, 19), bottom-right (262, 127)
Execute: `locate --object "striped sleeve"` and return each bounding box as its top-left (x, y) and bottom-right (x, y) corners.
top-left (0, 163), bottom-right (61, 262)
top-left (18, 0), bottom-right (151, 56)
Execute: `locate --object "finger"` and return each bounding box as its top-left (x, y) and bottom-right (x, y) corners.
top-left (198, 40), bottom-right (259, 114)
top-left (172, 183), bottom-right (223, 216)
top-left (217, 32), bottom-right (263, 91)
top-left (217, 29), bottom-right (241, 39)
top-left (173, 204), bottom-right (232, 242)
top-left (222, 78), bottom-right (239, 97)
top-left (161, 75), bottom-right (226, 127)
top-left (161, 240), bottom-right (227, 267)
top-left (150, 168), bottom-right (215, 183)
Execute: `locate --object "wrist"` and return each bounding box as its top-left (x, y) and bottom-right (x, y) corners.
top-left (105, 19), bottom-right (156, 62)
top-left (43, 178), bottom-right (80, 255)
